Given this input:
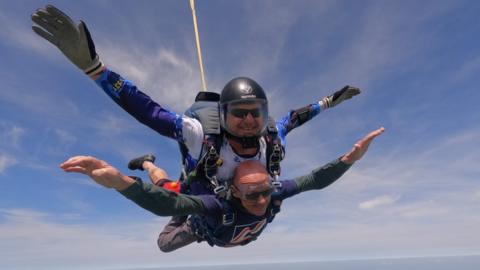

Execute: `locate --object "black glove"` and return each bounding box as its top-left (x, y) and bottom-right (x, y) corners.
top-left (31, 5), bottom-right (104, 77)
top-left (321, 85), bottom-right (361, 109)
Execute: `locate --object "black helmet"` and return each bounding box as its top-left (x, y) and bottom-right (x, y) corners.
top-left (220, 77), bottom-right (267, 104)
top-left (220, 77), bottom-right (269, 139)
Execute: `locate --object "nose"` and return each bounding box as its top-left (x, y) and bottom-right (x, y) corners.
top-left (243, 112), bottom-right (255, 121)
top-left (256, 194), bottom-right (268, 204)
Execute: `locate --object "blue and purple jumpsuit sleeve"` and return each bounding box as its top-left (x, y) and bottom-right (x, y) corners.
top-left (276, 102), bottom-right (323, 147)
top-left (94, 69), bottom-right (204, 168)
top-left (95, 69), bottom-right (183, 139)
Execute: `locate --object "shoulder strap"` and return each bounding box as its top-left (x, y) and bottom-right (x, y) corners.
top-left (265, 117), bottom-right (284, 189)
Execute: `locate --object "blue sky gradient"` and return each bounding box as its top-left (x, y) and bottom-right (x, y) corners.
top-left (1, 1), bottom-right (479, 269)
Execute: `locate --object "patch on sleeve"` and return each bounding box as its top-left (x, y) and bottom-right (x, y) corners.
top-left (107, 71), bottom-right (126, 94)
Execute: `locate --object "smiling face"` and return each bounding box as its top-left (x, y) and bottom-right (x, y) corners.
top-left (231, 160), bottom-right (272, 216)
top-left (219, 77), bottom-right (269, 138)
top-left (223, 100), bottom-right (268, 137)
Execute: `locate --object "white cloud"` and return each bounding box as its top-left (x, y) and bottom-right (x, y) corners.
top-left (2, 206), bottom-right (479, 270)
top-left (99, 42), bottom-right (199, 112)
top-left (0, 154), bottom-right (17, 173)
top-left (394, 200), bottom-right (449, 219)
top-left (8, 126), bottom-right (24, 147)
top-left (236, 2), bottom-right (306, 78)
top-left (0, 208), bottom-right (49, 222)
top-left (54, 129), bottom-right (77, 147)
top-left (258, 218), bottom-right (480, 261)
top-left (88, 112), bottom-right (135, 137)
top-left (0, 8), bottom-right (56, 56)
top-left (0, 79), bottom-right (82, 122)
top-left (269, 0), bottom-right (458, 111)
top-left (359, 195), bottom-right (398, 210)
top-left (0, 208), bottom-right (159, 270)
top-left (0, 124), bottom-right (25, 148)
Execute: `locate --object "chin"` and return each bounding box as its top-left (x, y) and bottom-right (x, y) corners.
top-left (249, 207), bottom-right (268, 217)
top-left (237, 131), bottom-right (255, 137)
top-left (239, 128), bottom-right (260, 136)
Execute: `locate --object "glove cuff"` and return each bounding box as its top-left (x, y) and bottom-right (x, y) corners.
top-left (319, 96), bottom-right (332, 110)
top-left (84, 55), bottom-right (104, 78)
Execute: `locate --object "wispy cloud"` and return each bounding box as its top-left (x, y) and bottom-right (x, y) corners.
top-left (0, 124), bottom-right (25, 148)
top-left (235, 1), bottom-right (317, 79)
top-left (0, 7), bottom-right (56, 57)
top-left (259, 215), bottom-right (480, 261)
top-left (0, 208), bottom-right (161, 270)
top-left (310, 1), bottom-right (455, 89)
top-left (0, 79), bottom-right (82, 122)
top-left (0, 154), bottom-right (17, 173)
top-left (359, 195), bottom-right (398, 210)
top-left (54, 129), bottom-right (77, 147)
top-left (4, 206), bottom-right (477, 270)
top-left (0, 208), bottom-right (48, 221)
top-left (99, 42), bottom-right (199, 112)
top-left (393, 200), bottom-right (450, 219)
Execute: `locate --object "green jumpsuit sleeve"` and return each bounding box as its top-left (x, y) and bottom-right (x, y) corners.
top-left (294, 157), bottom-right (352, 192)
top-left (119, 178), bottom-right (206, 216)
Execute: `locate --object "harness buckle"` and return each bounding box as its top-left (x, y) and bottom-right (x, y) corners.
top-left (222, 212), bottom-right (235, 226)
top-left (272, 180), bottom-right (282, 189)
top-left (204, 145), bottom-right (219, 179)
top-left (270, 144), bottom-right (283, 162)
top-left (272, 174), bottom-right (282, 190)
top-left (269, 142), bottom-right (284, 177)
top-left (213, 185), bottom-right (227, 196)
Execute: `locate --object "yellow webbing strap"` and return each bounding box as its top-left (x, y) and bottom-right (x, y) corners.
top-left (190, 0), bottom-right (208, 92)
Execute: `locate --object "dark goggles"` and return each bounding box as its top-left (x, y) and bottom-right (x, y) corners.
top-left (229, 108), bottom-right (262, 118)
top-left (244, 186), bottom-right (275, 201)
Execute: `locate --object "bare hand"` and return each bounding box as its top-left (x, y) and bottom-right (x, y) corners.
top-left (60, 156), bottom-right (135, 190)
top-left (341, 127), bottom-right (385, 164)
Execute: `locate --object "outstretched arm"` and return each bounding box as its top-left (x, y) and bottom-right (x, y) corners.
top-left (60, 156), bottom-right (206, 216)
top-left (294, 127), bottom-right (385, 192)
top-left (60, 155), bottom-right (135, 190)
top-left (31, 5), bottom-right (203, 143)
top-left (277, 86), bottom-right (361, 139)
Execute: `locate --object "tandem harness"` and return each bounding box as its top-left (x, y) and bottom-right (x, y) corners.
top-left (180, 91), bottom-right (285, 198)
top-left (178, 91), bottom-right (285, 228)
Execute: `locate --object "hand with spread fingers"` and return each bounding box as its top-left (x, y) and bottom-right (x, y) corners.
top-left (31, 4), bottom-right (104, 77)
top-left (341, 127), bottom-right (385, 164)
top-left (60, 156), bottom-right (135, 191)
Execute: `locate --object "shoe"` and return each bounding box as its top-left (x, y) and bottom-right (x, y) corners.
top-left (128, 154), bottom-right (156, 171)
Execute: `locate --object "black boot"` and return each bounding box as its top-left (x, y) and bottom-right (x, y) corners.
top-left (128, 154), bottom-right (156, 171)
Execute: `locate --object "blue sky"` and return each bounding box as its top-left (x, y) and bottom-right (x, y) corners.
top-left (1, 0), bottom-right (479, 269)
